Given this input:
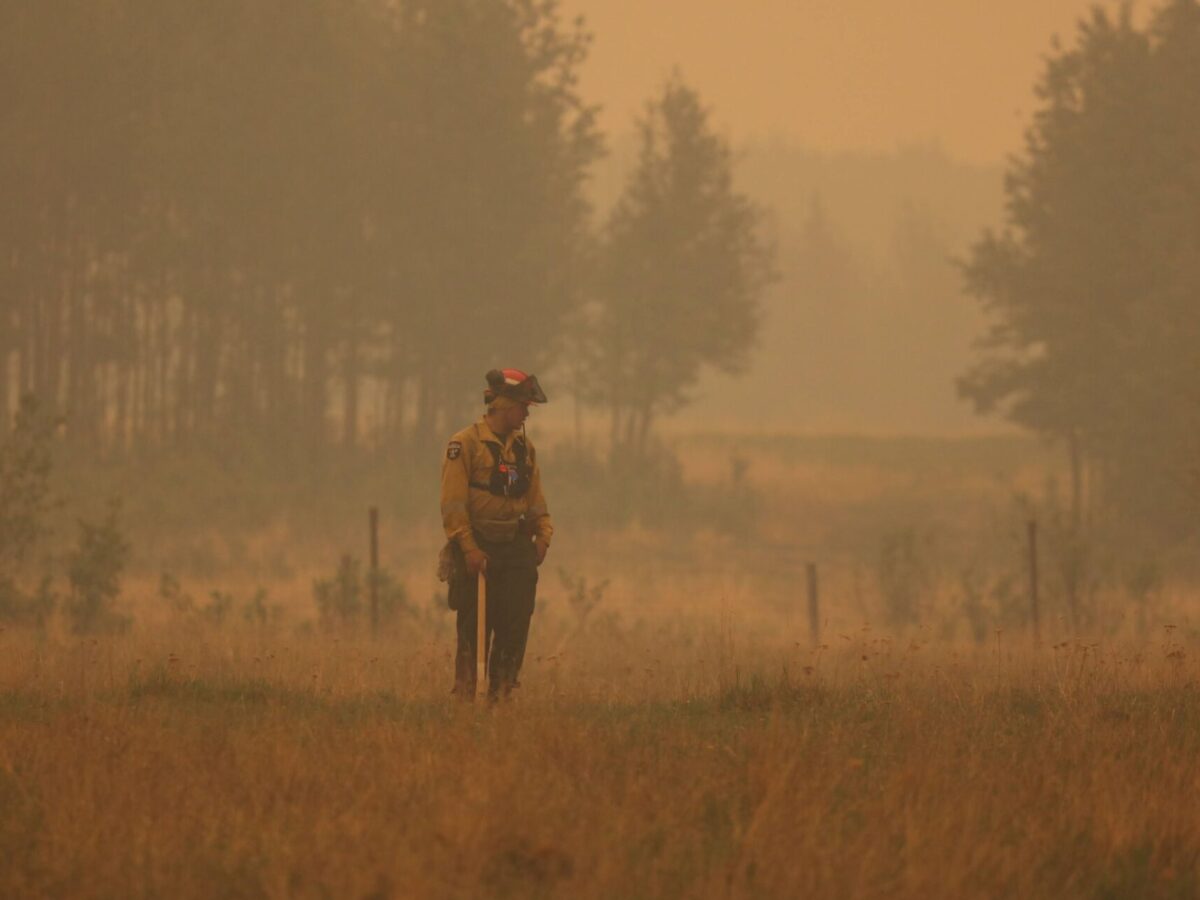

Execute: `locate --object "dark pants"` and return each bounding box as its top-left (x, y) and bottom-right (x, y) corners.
top-left (449, 534), bottom-right (538, 697)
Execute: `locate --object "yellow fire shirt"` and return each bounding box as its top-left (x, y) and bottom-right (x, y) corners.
top-left (440, 418), bottom-right (553, 553)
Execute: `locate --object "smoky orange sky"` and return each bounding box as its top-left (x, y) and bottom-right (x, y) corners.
top-left (564, 0), bottom-right (1126, 164)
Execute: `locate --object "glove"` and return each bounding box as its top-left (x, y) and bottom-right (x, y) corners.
top-left (464, 548), bottom-right (489, 575)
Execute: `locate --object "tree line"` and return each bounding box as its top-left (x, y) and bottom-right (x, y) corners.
top-left (6, 0), bottom-right (1200, 540)
top-left (0, 0), bottom-right (771, 458)
top-left (961, 0), bottom-right (1200, 538)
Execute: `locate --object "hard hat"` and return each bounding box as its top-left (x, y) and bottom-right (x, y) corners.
top-left (485, 368), bottom-right (548, 405)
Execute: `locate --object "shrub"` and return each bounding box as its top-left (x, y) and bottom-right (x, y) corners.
top-left (877, 529), bottom-right (933, 628)
top-left (64, 503), bottom-right (131, 634)
top-left (558, 569), bottom-right (609, 630)
top-left (202, 590), bottom-right (234, 626)
top-left (0, 395), bottom-right (59, 627)
top-left (0, 395), bottom-right (57, 576)
top-left (0, 574), bottom-right (56, 629)
top-left (158, 572), bottom-right (195, 615)
top-left (242, 587), bottom-right (281, 627)
top-left (313, 555), bottom-right (409, 630)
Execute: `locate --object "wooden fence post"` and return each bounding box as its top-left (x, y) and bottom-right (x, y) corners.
top-left (806, 562), bottom-right (820, 647)
top-left (369, 506), bottom-right (380, 634)
top-left (1027, 519), bottom-right (1040, 643)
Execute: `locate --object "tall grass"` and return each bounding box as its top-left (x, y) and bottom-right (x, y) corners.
top-left (1, 618), bottom-right (1197, 899)
top-left (3, 432), bottom-right (1196, 896)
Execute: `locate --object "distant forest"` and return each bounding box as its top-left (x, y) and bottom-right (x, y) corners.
top-left (669, 142), bottom-right (1002, 432)
top-left (3, 0), bottom-right (1200, 537)
top-left (0, 0), bottom-right (771, 459)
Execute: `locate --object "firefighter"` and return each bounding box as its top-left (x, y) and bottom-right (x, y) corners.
top-left (440, 368), bottom-right (552, 699)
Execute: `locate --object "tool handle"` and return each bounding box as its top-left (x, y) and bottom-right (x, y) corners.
top-left (476, 572), bottom-right (487, 697)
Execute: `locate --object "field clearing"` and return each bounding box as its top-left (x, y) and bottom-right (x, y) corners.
top-left (2, 620), bottom-right (1199, 899)
top-left (97, 432), bottom-right (1055, 581)
top-left (6, 432), bottom-right (1199, 897)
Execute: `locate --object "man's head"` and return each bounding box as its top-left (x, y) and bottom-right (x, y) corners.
top-left (483, 368), bottom-right (545, 434)
top-left (484, 369), bottom-right (547, 406)
top-left (486, 395), bottom-right (530, 434)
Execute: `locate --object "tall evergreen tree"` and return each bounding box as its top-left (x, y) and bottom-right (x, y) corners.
top-left (593, 77), bottom-right (774, 454)
top-left (960, 0), bottom-right (1200, 534)
top-left (0, 0), bottom-right (601, 456)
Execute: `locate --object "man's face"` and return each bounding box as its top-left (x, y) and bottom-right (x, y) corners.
top-left (497, 402), bottom-right (530, 432)
top-left (501, 403), bottom-right (530, 432)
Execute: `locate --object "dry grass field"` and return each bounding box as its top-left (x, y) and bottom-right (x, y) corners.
top-left (2, 618), bottom-right (1198, 899)
top-left (4, 433), bottom-right (1198, 898)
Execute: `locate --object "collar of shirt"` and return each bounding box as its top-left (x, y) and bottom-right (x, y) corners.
top-left (475, 417), bottom-right (518, 452)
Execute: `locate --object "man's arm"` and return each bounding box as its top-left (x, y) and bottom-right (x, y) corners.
top-left (526, 454), bottom-right (553, 563)
top-left (440, 439), bottom-right (479, 554)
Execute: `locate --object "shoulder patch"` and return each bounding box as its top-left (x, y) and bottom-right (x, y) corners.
top-left (446, 441), bottom-right (463, 460)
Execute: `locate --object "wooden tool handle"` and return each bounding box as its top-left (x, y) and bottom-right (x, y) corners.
top-left (476, 571), bottom-right (487, 697)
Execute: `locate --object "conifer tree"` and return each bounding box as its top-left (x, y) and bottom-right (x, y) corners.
top-left (594, 77), bottom-right (774, 454)
top-left (960, 0), bottom-right (1200, 534)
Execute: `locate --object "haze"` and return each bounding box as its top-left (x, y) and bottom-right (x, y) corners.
top-left (3, 4), bottom-right (1200, 894)
top-left (567, 0), bottom-right (1119, 163)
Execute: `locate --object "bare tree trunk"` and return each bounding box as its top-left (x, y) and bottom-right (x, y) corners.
top-left (342, 330), bottom-right (360, 450)
top-left (42, 234), bottom-right (72, 416)
top-left (0, 352), bottom-right (8, 424)
top-left (0, 308), bottom-right (10, 423)
top-left (636, 407), bottom-right (653, 458)
top-left (624, 415), bottom-right (643, 458)
top-left (262, 291), bottom-right (291, 441)
top-left (0, 252), bottom-right (12, 421)
top-left (383, 372), bottom-right (400, 447)
top-left (573, 385), bottom-right (582, 448)
top-left (114, 355), bottom-right (130, 453)
top-left (151, 297), bottom-right (167, 444)
top-left (193, 306), bottom-right (222, 439)
top-left (20, 266), bottom-right (38, 398)
top-left (64, 283), bottom-right (90, 445)
top-left (175, 301), bottom-right (195, 441)
top-left (300, 309), bottom-right (330, 450)
top-left (382, 324), bottom-right (410, 447)
top-left (159, 294), bottom-right (175, 444)
top-left (1068, 429), bottom-right (1083, 532)
top-left (415, 354), bottom-right (451, 447)
top-left (30, 293), bottom-right (46, 404)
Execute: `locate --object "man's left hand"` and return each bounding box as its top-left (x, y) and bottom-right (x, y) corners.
top-left (534, 538), bottom-right (549, 567)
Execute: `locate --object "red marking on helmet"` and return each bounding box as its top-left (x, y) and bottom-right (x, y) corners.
top-left (501, 368), bottom-right (529, 386)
